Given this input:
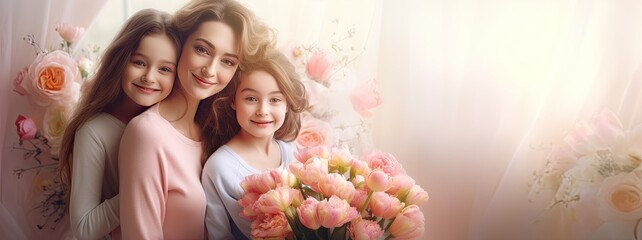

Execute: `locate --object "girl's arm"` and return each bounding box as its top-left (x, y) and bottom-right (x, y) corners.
top-left (118, 116), bottom-right (166, 239)
top-left (69, 124), bottom-right (120, 239)
top-left (202, 156), bottom-right (235, 240)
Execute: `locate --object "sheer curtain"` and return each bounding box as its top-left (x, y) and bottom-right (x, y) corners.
top-left (371, 0), bottom-right (642, 239)
top-left (1, 0), bottom-right (106, 239)
top-left (4, 0), bottom-right (642, 239)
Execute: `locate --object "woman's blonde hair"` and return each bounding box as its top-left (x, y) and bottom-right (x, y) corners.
top-left (59, 8), bottom-right (181, 207)
top-left (210, 49), bottom-right (308, 151)
top-left (172, 0), bottom-right (277, 159)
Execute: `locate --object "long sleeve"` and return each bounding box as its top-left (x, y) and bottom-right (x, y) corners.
top-left (201, 165), bottom-right (235, 240)
top-left (69, 114), bottom-right (122, 240)
top-left (118, 117), bottom-right (166, 240)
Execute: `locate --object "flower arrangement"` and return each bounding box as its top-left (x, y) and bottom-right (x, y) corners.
top-left (281, 22), bottom-right (383, 156)
top-left (529, 109), bottom-right (642, 238)
top-left (239, 146), bottom-right (428, 239)
top-left (238, 20), bottom-right (427, 240)
top-left (11, 23), bottom-right (96, 230)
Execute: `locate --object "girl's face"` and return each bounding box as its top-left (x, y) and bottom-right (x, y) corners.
top-left (233, 70), bottom-right (288, 139)
top-left (122, 34), bottom-right (178, 106)
top-left (177, 21), bottom-right (239, 101)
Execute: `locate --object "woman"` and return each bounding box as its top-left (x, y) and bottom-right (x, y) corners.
top-left (117, 0), bottom-right (275, 239)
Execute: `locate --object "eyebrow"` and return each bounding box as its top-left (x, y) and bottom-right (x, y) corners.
top-left (131, 52), bottom-right (177, 65)
top-left (240, 88), bottom-right (282, 95)
top-left (195, 38), bottom-right (239, 59)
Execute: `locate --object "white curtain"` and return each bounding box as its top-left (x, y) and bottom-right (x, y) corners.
top-left (1, 0), bottom-right (106, 239)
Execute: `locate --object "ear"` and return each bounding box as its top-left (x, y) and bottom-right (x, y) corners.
top-left (231, 102), bottom-right (236, 110)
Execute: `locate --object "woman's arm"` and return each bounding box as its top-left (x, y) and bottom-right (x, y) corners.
top-left (118, 116), bottom-right (167, 239)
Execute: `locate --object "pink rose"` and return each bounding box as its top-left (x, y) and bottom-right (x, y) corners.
top-left (317, 196), bottom-right (359, 228)
top-left (350, 79), bottom-right (383, 118)
top-left (364, 150), bottom-right (405, 176)
top-left (305, 51), bottom-right (333, 83)
top-left (55, 23), bottom-right (85, 43)
top-left (348, 218), bottom-right (383, 240)
top-left (296, 116), bottom-right (334, 149)
top-left (597, 172), bottom-right (642, 221)
top-left (389, 205), bottom-right (425, 239)
top-left (27, 50), bottom-right (82, 106)
top-left (250, 212), bottom-right (292, 238)
top-left (13, 67), bottom-right (29, 96)
top-left (15, 114), bottom-right (38, 140)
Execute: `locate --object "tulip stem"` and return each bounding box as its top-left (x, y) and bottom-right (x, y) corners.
top-left (360, 191), bottom-right (373, 213)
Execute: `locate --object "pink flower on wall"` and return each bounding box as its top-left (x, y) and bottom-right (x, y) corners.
top-left (350, 79), bottom-right (383, 118)
top-left (26, 50), bottom-right (83, 106)
top-left (306, 51), bottom-right (334, 83)
top-left (15, 115), bottom-right (38, 141)
top-left (55, 23), bottom-right (85, 44)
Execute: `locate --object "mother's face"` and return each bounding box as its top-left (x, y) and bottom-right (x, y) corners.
top-left (176, 20), bottom-right (240, 101)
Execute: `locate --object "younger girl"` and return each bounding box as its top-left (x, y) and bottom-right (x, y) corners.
top-left (201, 49), bottom-right (308, 239)
top-left (59, 9), bottom-right (180, 239)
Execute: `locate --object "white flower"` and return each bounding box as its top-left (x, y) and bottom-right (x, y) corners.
top-left (597, 170), bottom-right (642, 221)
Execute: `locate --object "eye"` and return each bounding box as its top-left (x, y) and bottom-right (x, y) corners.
top-left (159, 65), bottom-right (174, 73)
top-left (244, 96), bottom-right (257, 102)
top-left (194, 45), bottom-right (209, 55)
top-left (132, 60), bottom-right (146, 67)
top-left (270, 97), bottom-right (283, 103)
top-left (222, 59), bottom-right (238, 67)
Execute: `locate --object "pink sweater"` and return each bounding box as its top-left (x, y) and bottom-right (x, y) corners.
top-left (118, 104), bottom-right (205, 240)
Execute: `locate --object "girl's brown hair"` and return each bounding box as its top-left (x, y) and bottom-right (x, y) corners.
top-left (210, 49), bottom-right (308, 151)
top-left (59, 8), bottom-right (181, 207)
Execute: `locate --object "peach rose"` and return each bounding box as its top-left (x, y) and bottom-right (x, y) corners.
top-left (27, 50), bottom-right (82, 106)
top-left (364, 150), bottom-right (405, 176)
top-left (296, 116), bottom-right (334, 149)
top-left (597, 172), bottom-right (642, 221)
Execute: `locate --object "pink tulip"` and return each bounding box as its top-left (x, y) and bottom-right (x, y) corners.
top-left (350, 159), bottom-right (371, 176)
top-left (350, 189), bottom-right (369, 210)
top-left (241, 169), bottom-right (288, 194)
top-left (329, 146), bottom-right (354, 168)
top-left (297, 197), bottom-right (321, 229)
top-left (55, 23), bottom-right (85, 43)
top-left (15, 115), bottom-right (38, 140)
top-left (351, 175), bottom-right (366, 190)
top-left (364, 150), bottom-right (404, 176)
top-left (288, 157), bottom-right (328, 192)
top-left (305, 51), bottom-right (333, 83)
top-left (239, 192), bottom-right (260, 209)
top-left (389, 205), bottom-right (425, 239)
top-left (348, 218), bottom-right (383, 240)
top-left (255, 187), bottom-right (300, 214)
top-left (294, 145), bottom-right (330, 163)
top-left (350, 79), bottom-right (383, 118)
top-left (13, 67), bottom-right (29, 96)
top-left (250, 212), bottom-right (292, 238)
top-left (404, 185), bottom-right (430, 206)
top-left (368, 192), bottom-right (404, 219)
top-left (317, 173), bottom-right (356, 202)
top-left (366, 170), bottom-right (392, 192)
top-left (387, 174), bottom-right (416, 196)
top-left (317, 196), bottom-right (359, 228)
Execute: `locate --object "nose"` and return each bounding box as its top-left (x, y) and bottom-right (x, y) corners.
top-left (141, 70), bottom-right (155, 84)
top-left (256, 101), bottom-right (269, 116)
top-left (201, 60), bottom-right (219, 78)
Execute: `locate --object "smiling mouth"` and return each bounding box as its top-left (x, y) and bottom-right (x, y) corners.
top-left (251, 120), bottom-right (273, 126)
top-left (193, 73), bottom-right (215, 86)
top-left (133, 83), bottom-right (159, 93)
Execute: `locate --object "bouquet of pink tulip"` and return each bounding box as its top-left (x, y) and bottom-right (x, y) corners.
top-left (239, 145), bottom-right (428, 239)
